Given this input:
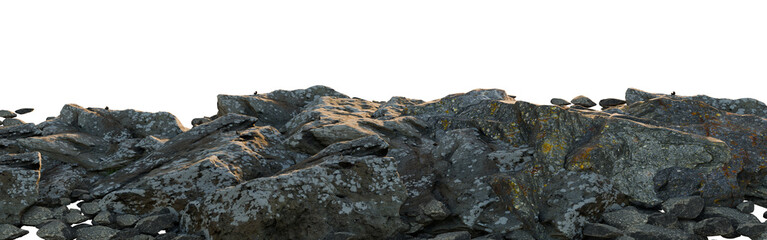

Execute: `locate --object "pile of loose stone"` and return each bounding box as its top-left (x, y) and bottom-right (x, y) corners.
top-left (3, 86), bottom-right (767, 240)
top-left (0, 108), bottom-right (33, 127)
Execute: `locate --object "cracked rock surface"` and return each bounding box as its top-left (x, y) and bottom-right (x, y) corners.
top-left (1, 86), bottom-right (767, 239)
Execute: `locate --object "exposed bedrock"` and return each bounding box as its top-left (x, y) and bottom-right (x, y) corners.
top-left (1, 86), bottom-right (766, 239)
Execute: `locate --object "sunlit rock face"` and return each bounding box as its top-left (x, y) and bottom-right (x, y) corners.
top-left (1, 86), bottom-right (767, 240)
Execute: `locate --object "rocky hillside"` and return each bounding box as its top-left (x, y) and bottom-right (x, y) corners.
top-left (1, 86), bottom-right (767, 240)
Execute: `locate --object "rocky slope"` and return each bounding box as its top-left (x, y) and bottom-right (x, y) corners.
top-left (1, 86), bottom-right (767, 240)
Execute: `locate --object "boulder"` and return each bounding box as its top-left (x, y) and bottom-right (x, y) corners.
top-left (697, 207), bottom-right (760, 228)
top-left (36, 219), bottom-right (75, 240)
top-left (115, 214), bottom-right (140, 228)
top-left (571, 95), bottom-right (597, 107)
top-left (693, 217), bottom-right (734, 236)
top-left (582, 222), bottom-right (623, 238)
top-left (0, 224), bottom-right (28, 240)
top-left (661, 196), bottom-right (704, 219)
top-left (550, 98), bottom-right (570, 106)
top-left (63, 209), bottom-right (88, 225)
top-left (182, 155), bottom-right (406, 240)
top-left (75, 225), bottom-right (119, 240)
top-left (646, 212), bottom-right (676, 228)
top-left (429, 231), bottom-right (471, 240)
top-left (735, 201), bottom-right (754, 213)
top-left (599, 98), bottom-right (627, 108)
top-left (0, 110), bottom-right (16, 118)
top-left (21, 206), bottom-right (53, 226)
top-left (601, 207), bottom-right (649, 230)
top-left (626, 224), bottom-right (696, 240)
top-left (736, 222), bottom-right (767, 239)
top-left (2, 118), bottom-right (24, 127)
top-left (625, 88), bottom-right (767, 118)
top-left (0, 152), bottom-right (41, 225)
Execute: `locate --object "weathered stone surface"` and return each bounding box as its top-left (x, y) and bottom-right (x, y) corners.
top-left (0, 223), bottom-right (28, 240)
top-left (571, 95), bottom-right (597, 107)
top-left (661, 196), bottom-right (704, 219)
top-left (14, 108), bottom-right (33, 115)
top-left (601, 207), bottom-right (648, 230)
top-left (625, 88), bottom-right (767, 118)
top-left (693, 217), bottom-right (734, 236)
top-left (550, 98), bottom-right (570, 106)
top-left (21, 206), bottom-right (53, 226)
top-left (36, 219), bottom-right (75, 240)
top-left (93, 210), bottom-right (113, 226)
top-left (75, 225), bottom-right (119, 240)
top-left (37, 163), bottom-right (86, 206)
top-left (372, 96), bottom-right (425, 120)
top-left (646, 212), bottom-right (676, 228)
top-left (0, 152), bottom-right (41, 225)
top-left (135, 210), bottom-right (178, 235)
top-left (582, 222), bottom-right (623, 238)
top-left (0, 123), bottom-right (40, 140)
top-left (183, 155), bottom-right (406, 240)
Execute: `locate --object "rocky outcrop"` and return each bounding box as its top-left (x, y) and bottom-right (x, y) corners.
top-left (2, 86), bottom-right (767, 239)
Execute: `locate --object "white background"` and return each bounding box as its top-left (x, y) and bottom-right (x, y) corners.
top-left (1, 1), bottom-right (766, 239)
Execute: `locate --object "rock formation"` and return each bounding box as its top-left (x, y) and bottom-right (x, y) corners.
top-left (1, 86), bottom-right (767, 240)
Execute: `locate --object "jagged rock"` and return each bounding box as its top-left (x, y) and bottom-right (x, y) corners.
top-left (115, 214), bottom-right (140, 228)
top-left (420, 199), bottom-right (449, 220)
top-left (646, 212), bottom-right (676, 228)
top-left (96, 114), bottom-right (304, 215)
top-left (63, 209), bottom-right (88, 225)
top-left (190, 117), bottom-right (211, 127)
top-left (428, 231), bottom-right (470, 240)
top-left (0, 123), bottom-right (40, 140)
top-left (571, 95), bottom-right (597, 107)
top-left (75, 225), bottom-right (119, 240)
top-left (626, 224), bottom-right (696, 240)
top-left (2, 118), bottom-right (24, 127)
top-left (0, 152), bottom-right (41, 225)
top-left (372, 96), bottom-right (425, 120)
top-left (625, 88), bottom-right (767, 118)
top-left (21, 206), bottom-right (53, 226)
top-left (0, 224), bottom-right (28, 240)
top-left (216, 85), bottom-right (348, 131)
top-left (736, 222), bottom-right (767, 239)
top-left (78, 201), bottom-right (100, 216)
top-left (36, 219), bottom-right (75, 240)
top-left (582, 222), bottom-right (623, 238)
top-left (599, 98), bottom-right (626, 108)
top-left (735, 201), bottom-right (754, 213)
top-left (661, 196), bottom-right (704, 219)
top-left (37, 163), bottom-right (86, 206)
top-left (601, 207), bottom-right (648, 230)
top-left (550, 98), bottom-right (570, 106)
top-left (693, 217), bottom-right (734, 236)
top-left (14, 108), bottom-right (33, 115)
top-left (183, 155), bottom-right (406, 239)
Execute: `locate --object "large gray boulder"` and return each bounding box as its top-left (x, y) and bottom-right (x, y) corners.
top-left (182, 155), bottom-right (406, 240)
top-left (0, 152), bottom-right (41, 225)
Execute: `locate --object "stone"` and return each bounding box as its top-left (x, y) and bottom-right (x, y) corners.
top-left (599, 98), bottom-right (627, 108)
top-left (736, 222), bottom-right (767, 239)
top-left (51, 206), bottom-right (68, 221)
top-left (0, 152), bottom-right (41, 225)
top-left (115, 214), bottom-right (140, 228)
top-left (190, 117), bottom-right (211, 127)
top-left (183, 155), bottom-right (406, 240)
top-left (693, 217), bottom-right (734, 236)
top-left (735, 201), bottom-right (754, 213)
top-left (550, 98), bottom-right (570, 106)
top-left (601, 207), bottom-right (648, 230)
top-left (646, 212), bottom-right (676, 228)
top-left (93, 211), bottom-right (113, 226)
top-left (0, 110), bottom-right (16, 118)
top-left (661, 196), bottom-right (704, 219)
top-left (75, 225), bottom-right (119, 240)
top-left (135, 213), bottom-right (177, 235)
top-left (63, 209), bottom-right (89, 225)
top-left (78, 201), bottom-right (100, 216)
top-left (582, 222), bottom-right (623, 238)
top-left (21, 206), bottom-right (53, 226)
top-left (571, 95), bottom-right (597, 107)
top-left (503, 230), bottom-right (535, 240)
top-left (0, 224), bottom-right (28, 240)
top-left (37, 164), bottom-right (86, 206)
top-left (420, 199), bottom-right (449, 220)
top-left (698, 207), bottom-right (760, 228)
top-left (2, 118), bottom-right (24, 127)
top-left (36, 219), bottom-right (75, 240)
top-left (429, 231), bottom-right (470, 240)
top-left (14, 108), bottom-right (33, 115)
top-left (0, 123), bottom-right (40, 140)
top-left (626, 224), bottom-right (696, 240)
